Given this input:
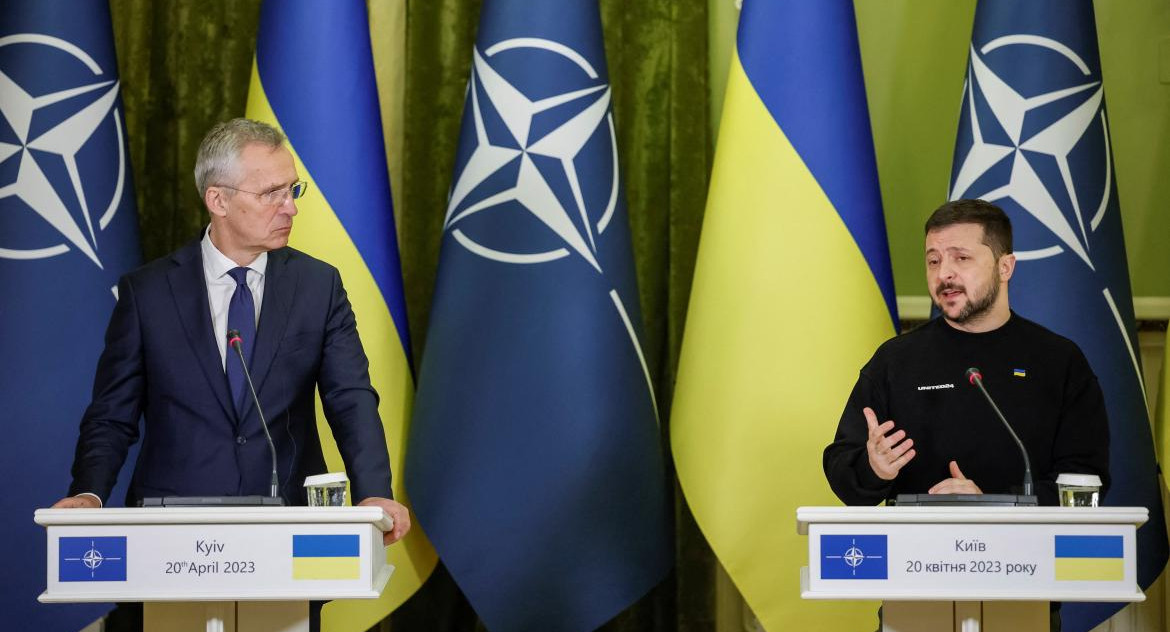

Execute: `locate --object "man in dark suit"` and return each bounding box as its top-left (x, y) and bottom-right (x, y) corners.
top-left (53, 119), bottom-right (410, 546)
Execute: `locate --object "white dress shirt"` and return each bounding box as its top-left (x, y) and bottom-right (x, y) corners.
top-left (201, 227), bottom-right (267, 369)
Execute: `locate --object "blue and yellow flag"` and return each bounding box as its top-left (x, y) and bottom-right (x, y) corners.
top-left (949, 2), bottom-right (1167, 629)
top-left (246, 1), bottom-right (435, 628)
top-left (292, 534), bottom-right (361, 581)
top-left (671, 1), bottom-right (897, 629)
top-left (1054, 535), bottom-right (1125, 582)
top-left (406, 1), bottom-right (672, 630)
top-left (0, 1), bottom-right (141, 628)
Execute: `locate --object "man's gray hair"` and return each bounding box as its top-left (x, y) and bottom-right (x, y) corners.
top-left (194, 118), bottom-right (286, 196)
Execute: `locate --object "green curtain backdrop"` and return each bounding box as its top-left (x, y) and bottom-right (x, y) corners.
top-left (108, 0), bottom-right (714, 630)
top-left (110, 0), bottom-right (261, 258)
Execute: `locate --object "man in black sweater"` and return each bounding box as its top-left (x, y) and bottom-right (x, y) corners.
top-left (824, 199), bottom-right (1110, 507)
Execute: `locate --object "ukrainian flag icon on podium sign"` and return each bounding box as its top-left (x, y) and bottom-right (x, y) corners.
top-left (1054, 535), bottom-right (1124, 581)
top-left (292, 534), bottom-right (360, 580)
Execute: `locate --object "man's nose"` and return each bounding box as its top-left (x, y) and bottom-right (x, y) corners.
top-left (279, 196), bottom-right (298, 216)
top-left (936, 259), bottom-right (956, 281)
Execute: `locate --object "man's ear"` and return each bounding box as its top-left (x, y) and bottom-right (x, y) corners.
top-left (999, 252), bottom-right (1017, 282)
top-left (204, 187), bottom-right (228, 218)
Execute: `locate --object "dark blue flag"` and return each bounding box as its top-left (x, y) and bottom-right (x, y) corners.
top-left (821, 535), bottom-right (888, 580)
top-left (949, 2), bottom-right (1168, 629)
top-left (406, 1), bottom-right (672, 630)
top-left (59, 537), bottom-right (128, 582)
top-left (0, 1), bottom-right (141, 628)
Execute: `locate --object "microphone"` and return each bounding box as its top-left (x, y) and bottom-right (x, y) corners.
top-left (228, 328), bottom-right (281, 501)
top-left (966, 367), bottom-right (1034, 497)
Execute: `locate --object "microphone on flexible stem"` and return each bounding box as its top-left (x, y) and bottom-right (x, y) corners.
top-left (966, 367), bottom-right (1034, 497)
top-left (228, 328), bottom-right (281, 501)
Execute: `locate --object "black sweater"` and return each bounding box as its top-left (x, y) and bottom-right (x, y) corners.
top-left (824, 313), bottom-right (1110, 506)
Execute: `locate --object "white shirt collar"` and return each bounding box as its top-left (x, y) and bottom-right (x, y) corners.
top-left (201, 226), bottom-right (268, 281)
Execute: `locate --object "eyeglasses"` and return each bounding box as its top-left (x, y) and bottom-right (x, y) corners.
top-left (216, 180), bottom-right (309, 206)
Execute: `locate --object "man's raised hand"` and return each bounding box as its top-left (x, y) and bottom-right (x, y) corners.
top-left (864, 406), bottom-right (916, 481)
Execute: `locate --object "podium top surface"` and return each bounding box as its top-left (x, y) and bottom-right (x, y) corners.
top-left (35, 506), bottom-right (393, 532)
top-left (796, 506), bottom-right (1148, 534)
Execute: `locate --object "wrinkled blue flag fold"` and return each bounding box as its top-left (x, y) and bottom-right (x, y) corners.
top-left (949, 2), bottom-right (1168, 629)
top-left (406, 1), bottom-right (672, 630)
top-left (0, 1), bottom-right (141, 628)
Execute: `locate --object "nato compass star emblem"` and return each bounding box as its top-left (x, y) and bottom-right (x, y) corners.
top-left (444, 38), bottom-right (618, 271)
top-left (824, 537), bottom-right (884, 577)
top-left (444, 37), bottom-right (655, 411)
top-left (0, 33), bottom-right (129, 269)
top-left (950, 34), bottom-right (1109, 270)
top-left (63, 539), bottom-right (123, 579)
top-left (950, 33), bottom-right (1145, 394)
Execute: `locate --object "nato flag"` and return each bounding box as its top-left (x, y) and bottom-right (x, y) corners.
top-left (821, 535), bottom-right (888, 580)
top-left (949, 2), bottom-right (1168, 629)
top-left (59, 537), bottom-right (128, 582)
top-left (406, 1), bottom-right (672, 630)
top-left (0, 1), bottom-right (141, 628)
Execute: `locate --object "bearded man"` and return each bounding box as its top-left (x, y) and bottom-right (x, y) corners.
top-left (823, 198), bottom-right (1110, 507)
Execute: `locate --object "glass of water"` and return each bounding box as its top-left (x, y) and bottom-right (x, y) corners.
top-left (304, 472), bottom-right (348, 507)
top-left (1056, 473), bottom-right (1101, 507)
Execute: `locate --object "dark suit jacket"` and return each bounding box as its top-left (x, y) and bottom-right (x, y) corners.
top-left (67, 238), bottom-right (392, 506)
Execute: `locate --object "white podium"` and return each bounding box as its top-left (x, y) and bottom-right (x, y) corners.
top-left (36, 507), bottom-right (394, 632)
top-left (798, 506), bottom-right (1147, 632)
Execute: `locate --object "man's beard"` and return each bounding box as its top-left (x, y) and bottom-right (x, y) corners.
top-left (936, 273), bottom-right (1001, 324)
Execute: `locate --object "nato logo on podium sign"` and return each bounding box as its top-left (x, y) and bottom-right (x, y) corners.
top-left (821, 534), bottom-right (888, 579)
top-left (59, 536), bottom-right (127, 582)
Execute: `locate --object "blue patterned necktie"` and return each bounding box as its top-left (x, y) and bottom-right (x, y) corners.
top-left (226, 266), bottom-right (256, 417)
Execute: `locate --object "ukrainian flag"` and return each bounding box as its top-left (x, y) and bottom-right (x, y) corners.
top-left (246, 1), bottom-right (436, 628)
top-left (293, 534), bottom-right (361, 580)
top-left (1055, 535), bottom-right (1125, 581)
top-left (671, 1), bottom-right (897, 629)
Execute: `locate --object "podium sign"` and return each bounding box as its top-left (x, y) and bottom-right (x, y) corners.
top-left (37, 507), bottom-right (393, 632)
top-left (798, 507), bottom-right (1146, 632)
top-left (37, 507), bottom-right (392, 603)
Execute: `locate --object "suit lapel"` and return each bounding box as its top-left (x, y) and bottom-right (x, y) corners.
top-left (246, 247), bottom-right (296, 419)
top-left (167, 239), bottom-right (237, 425)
